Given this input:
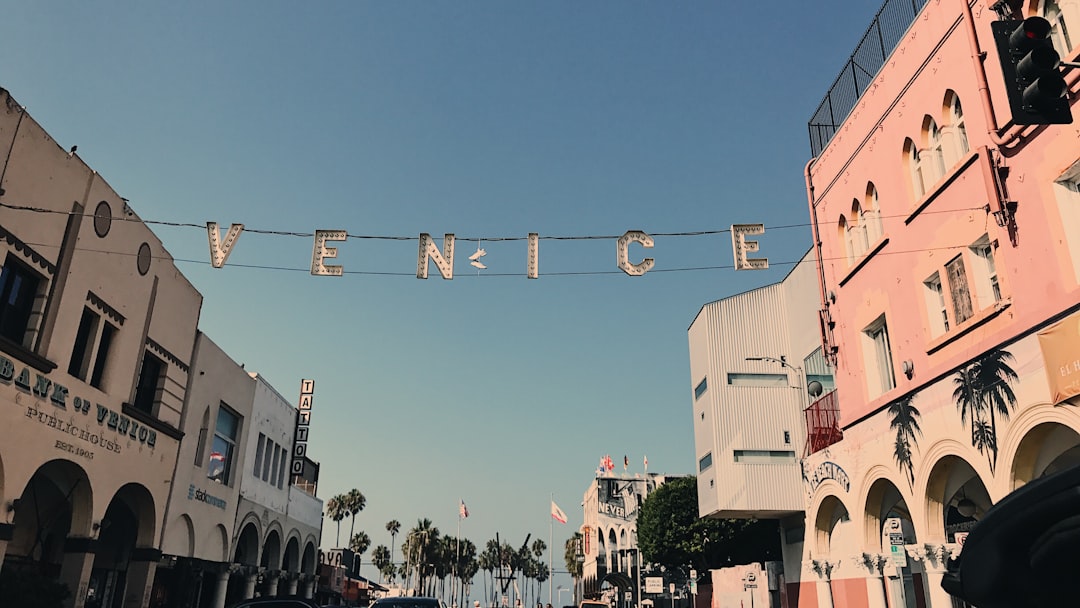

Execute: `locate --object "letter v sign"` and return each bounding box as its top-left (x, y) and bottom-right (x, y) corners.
top-left (207, 222), bottom-right (245, 268)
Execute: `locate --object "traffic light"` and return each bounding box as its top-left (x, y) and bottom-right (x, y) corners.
top-left (991, 17), bottom-right (1072, 125)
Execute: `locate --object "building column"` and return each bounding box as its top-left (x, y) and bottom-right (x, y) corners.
top-left (121, 548), bottom-right (161, 608)
top-left (264, 570), bottom-right (281, 597)
top-left (243, 571), bottom-right (258, 600)
top-left (285, 573), bottom-right (299, 596)
top-left (301, 574), bottom-right (316, 599)
top-left (60, 537), bottom-right (98, 608)
top-left (920, 544), bottom-right (956, 608)
top-left (803, 560), bottom-right (834, 608)
top-left (858, 554), bottom-right (888, 608)
top-left (209, 566), bottom-right (231, 608)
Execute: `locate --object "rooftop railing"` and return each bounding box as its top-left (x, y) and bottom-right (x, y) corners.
top-left (807, 0), bottom-right (930, 157)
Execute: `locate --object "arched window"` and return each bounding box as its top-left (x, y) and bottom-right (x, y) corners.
top-left (1039, 0), bottom-right (1076, 56)
top-left (904, 138), bottom-right (925, 200)
top-left (922, 116), bottom-right (946, 186)
top-left (864, 183), bottom-right (883, 243)
top-left (849, 201), bottom-right (869, 259)
top-left (838, 215), bottom-right (854, 264)
top-left (941, 92), bottom-right (969, 166)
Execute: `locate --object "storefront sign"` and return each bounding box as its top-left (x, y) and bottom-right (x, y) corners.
top-left (291, 379), bottom-right (315, 476)
top-left (808, 461), bottom-right (850, 492)
top-left (2, 354), bottom-right (157, 452)
top-left (187, 484), bottom-right (227, 509)
top-left (1038, 310), bottom-right (1080, 404)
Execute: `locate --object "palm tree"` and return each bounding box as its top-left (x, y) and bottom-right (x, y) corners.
top-left (973, 419), bottom-right (997, 471)
top-left (387, 520), bottom-right (402, 575)
top-left (973, 349), bottom-right (1019, 470)
top-left (345, 488), bottom-right (367, 543)
top-left (350, 530), bottom-right (372, 574)
top-left (952, 349), bottom-right (1019, 473)
top-left (530, 539), bottom-right (547, 605)
top-left (406, 519), bottom-right (439, 595)
top-left (887, 394), bottom-right (922, 488)
top-left (563, 532), bottom-right (583, 586)
top-left (952, 365), bottom-right (982, 444)
top-left (479, 539), bottom-right (500, 606)
top-left (455, 538), bottom-right (478, 606)
top-left (373, 545), bottom-right (392, 583)
top-left (326, 495), bottom-right (347, 547)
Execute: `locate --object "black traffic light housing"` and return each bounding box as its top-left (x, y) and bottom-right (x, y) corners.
top-left (991, 17), bottom-right (1073, 125)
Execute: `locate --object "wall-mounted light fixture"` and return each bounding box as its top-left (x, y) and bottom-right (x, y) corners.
top-left (992, 201), bottom-right (1019, 228)
top-left (902, 359), bottom-right (915, 379)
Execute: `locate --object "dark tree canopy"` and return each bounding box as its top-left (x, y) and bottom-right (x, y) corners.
top-left (636, 476), bottom-right (781, 575)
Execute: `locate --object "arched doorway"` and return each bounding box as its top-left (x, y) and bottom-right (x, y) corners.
top-left (812, 494), bottom-right (851, 608)
top-left (925, 455), bottom-right (989, 608)
top-left (283, 536), bottom-right (300, 574)
top-left (863, 477), bottom-right (917, 607)
top-left (3, 460), bottom-right (93, 605)
top-left (87, 483), bottom-right (156, 608)
top-left (1011, 422), bottom-right (1080, 488)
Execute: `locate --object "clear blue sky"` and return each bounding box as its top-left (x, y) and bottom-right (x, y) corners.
top-left (1, 0), bottom-right (881, 594)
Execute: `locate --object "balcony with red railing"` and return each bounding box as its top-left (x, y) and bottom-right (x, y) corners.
top-left (805, 390), bottom-right (843, 456)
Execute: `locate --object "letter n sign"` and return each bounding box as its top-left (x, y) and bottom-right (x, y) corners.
top-left (291, 379), bottom-right (315, 476)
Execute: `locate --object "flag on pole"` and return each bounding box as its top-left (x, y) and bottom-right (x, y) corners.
top-left (601, 454), bottom-right (615, 472)
top-left (460, 499), bottom-right (469, 519)
top-left (551, 500), bottom-right (567, 524)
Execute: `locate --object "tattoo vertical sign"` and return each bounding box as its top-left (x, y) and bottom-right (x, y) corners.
top-left (292, 379), bottom-right (315, 477)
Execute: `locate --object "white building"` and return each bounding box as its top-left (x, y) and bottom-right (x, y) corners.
top-left (580, 473), bottom-right (682, 607)
top-left (687, 251), bottom-right (829, 601)
top-left (154, 332), bottom-right (256, 608)
top-left (227, 374), bottom-right (321, 604)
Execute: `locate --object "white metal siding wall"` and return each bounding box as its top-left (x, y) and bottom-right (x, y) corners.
top-left (689, 252), bottom-right (822, 517)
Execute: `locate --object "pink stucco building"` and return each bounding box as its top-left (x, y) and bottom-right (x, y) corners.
top-left (692, 1), bottom-right (1079, 607)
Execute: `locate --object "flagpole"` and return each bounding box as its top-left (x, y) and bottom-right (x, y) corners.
top-left (549, 493), bottom-right (554, 607)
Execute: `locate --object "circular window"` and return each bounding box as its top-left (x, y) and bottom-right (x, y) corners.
top-left (137, 242), bottom-right (152, 276)
top-left (93, 201), bottom-right (112, 237)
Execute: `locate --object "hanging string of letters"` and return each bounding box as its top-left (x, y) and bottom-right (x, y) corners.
top-left (206, 223), bottom-right (771, 279)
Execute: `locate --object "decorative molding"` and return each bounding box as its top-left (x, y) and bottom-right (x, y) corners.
top-left (146, 336), bottom-right (189, 373)
top-left (0, 222), bottom-right (56, 274)
top-left (86, 291), bottom-right (126, 326)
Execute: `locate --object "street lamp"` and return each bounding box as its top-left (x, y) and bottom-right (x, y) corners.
top-left (745, 355), bottom-right (818, 408)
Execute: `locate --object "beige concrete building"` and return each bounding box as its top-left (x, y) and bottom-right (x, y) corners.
top-left (0, 84), bottom-right (325, 608)
top-left (0, 86), bottom-right (200, 608)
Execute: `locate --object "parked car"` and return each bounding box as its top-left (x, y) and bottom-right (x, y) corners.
top-left (370, 597), bottom-right (446, 608)
top-left (228, 597), bottom-right (322, 608)
top-left (579, 601), bottom-right (609, 608)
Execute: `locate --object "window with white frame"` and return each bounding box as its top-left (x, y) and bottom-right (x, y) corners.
top-left (839, 216), bottom-right (855, 264)
top-left (904, 139), bottom-right (925, 200)
top-left (208, 404), bottom-right (241, 485)
top-left (68, 306), bottom-right (117, 389)
top-left (922, 117), bottom-right (947, 187)
top-left (942, 93), bottom-right (970, 166)
top-left (1042, 0), bottom-right (1076, 57)
top-left (1053, 160), bottom-right (1080, 284)
top-left (970, 236), bottom-right (1002, 309)
top-left (864, 183), bottom-right (884, 244)
top-left (132, 351), bottom-right (165, 416)
top-left (0, 255), bottom-right (44, 348)
top-left (253, 432), bottom-right (266, 476)
top-left (863, 315), bottom-right (896, 396)
top-left (849, 201), bottom-right (870, 258)
top-left (945, 254), bottom-right (974, 324)
top-left (924, 272), bottom-right (950, 337)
